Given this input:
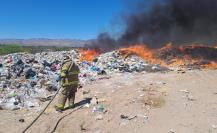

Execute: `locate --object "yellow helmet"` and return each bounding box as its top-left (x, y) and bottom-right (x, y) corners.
top-left (63, 55), bottom-right (70, 60)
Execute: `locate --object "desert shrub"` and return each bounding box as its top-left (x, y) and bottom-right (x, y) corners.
top-left (0, 45), bottom-right (25, 55)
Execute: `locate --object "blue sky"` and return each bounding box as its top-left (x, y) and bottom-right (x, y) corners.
top-left (0, 0), bottom-right (124, 39)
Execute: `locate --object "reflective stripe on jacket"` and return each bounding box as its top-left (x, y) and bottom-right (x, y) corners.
top-left (60, 60), bottom-right (80, 87)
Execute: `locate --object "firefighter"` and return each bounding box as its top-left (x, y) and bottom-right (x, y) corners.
top-left (55, 55), bottom-right (80, 112)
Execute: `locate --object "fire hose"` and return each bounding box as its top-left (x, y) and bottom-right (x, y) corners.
top-left (22, 86), bottom-right (61, 133)
top-left (22, 86), bottom-right (84, 133)
top-left (50, 105), bottom-right (84, 133)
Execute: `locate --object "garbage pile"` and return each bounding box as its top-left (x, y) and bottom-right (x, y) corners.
top-left (78, 50), bottom-right (168, 85)
top-left (0, 51), bottom-right (79, 110)
top-left (0, 49), bottom-right (168, 110)
top-left (94, 50), bottom-right (167, 73)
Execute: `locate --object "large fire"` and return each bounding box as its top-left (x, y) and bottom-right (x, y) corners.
top-left (79, 44), bottom-right (217, 69)
top-left (119, 44), bottom-right (166, 66)
top-left (119, 44), bottom-right (217, 69)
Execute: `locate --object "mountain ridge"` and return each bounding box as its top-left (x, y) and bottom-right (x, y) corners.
top-left (0, 38), bottom-right (92, 47)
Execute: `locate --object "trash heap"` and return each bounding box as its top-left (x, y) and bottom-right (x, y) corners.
top-left (94, 50), bottom-right (167, 73)
top-left (78, 50), bottom-right (168, 85)
top-left (0, 49), bottom-right (168, 110)
top-left (0, 51), bottom-right (79, 110)
top-left (79, 61), bottom-right (108, 86)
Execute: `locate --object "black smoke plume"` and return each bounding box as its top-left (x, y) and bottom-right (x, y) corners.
top-left (87, 0), bottom-right (217, 51)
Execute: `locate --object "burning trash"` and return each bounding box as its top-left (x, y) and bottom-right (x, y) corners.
top-left (79, 49), bottom-right (100, 62)
top-left (118, 44), bottom-right (217, 69)
top-left (0, 44), bottom-right (216, 110)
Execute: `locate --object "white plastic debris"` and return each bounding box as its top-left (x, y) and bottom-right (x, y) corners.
top-left (95, 114), bottom-right (103, 120)
top-left (0, 49), bottom-right (168, 110)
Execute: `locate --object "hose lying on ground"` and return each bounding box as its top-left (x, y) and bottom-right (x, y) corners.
top-left (50, 105), bottom-right (84, 133)
top-left (22, 87), bottom-right (61, 133)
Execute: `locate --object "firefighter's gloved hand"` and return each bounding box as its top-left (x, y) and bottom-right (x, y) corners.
top-left (65, 70), bottom-right (69, 75)
top-left (78, 83), bottom-right (83, 89)
top-left (60, 70), bottom-right (69, 78)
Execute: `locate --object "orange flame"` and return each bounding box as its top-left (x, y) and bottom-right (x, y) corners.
top-left (202, 61), bottom-right (217, 69)
top-left (79, 49), bottom-right (100, 62)
top-left (119, 44), bottom-right (166, 66)
top-left (79, 44), bottom-right (217, 69)
top-left (118, 44), bottom-right (217, 69)
top-left (119, 44), bottom-right (153, 59)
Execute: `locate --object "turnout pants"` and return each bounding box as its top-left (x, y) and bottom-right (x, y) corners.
top-left (57, 84), bottom-right (78, 109)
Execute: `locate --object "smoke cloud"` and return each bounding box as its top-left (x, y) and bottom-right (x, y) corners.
top-left (87, 0), bottom-right (217, 50)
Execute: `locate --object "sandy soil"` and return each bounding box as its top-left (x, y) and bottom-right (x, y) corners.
top-left (1, 69), bottom-right (217, 133)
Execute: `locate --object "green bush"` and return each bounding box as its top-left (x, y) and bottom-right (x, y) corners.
top-left (0, 45), bottom-right (25, 55)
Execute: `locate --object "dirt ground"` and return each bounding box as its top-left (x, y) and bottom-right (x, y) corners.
top-left (1, 69), bottom-right (217, 133)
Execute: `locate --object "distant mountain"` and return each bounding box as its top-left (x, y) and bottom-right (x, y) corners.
top-left (0, 38), bottom-right (90, 47)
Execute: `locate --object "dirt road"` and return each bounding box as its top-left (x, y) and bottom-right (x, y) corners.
top-left (1, 69), bottom-right (217, 133)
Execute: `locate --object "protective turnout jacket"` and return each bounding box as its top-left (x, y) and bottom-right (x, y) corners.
top-left (60, 60), bottom-right (80, 87)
